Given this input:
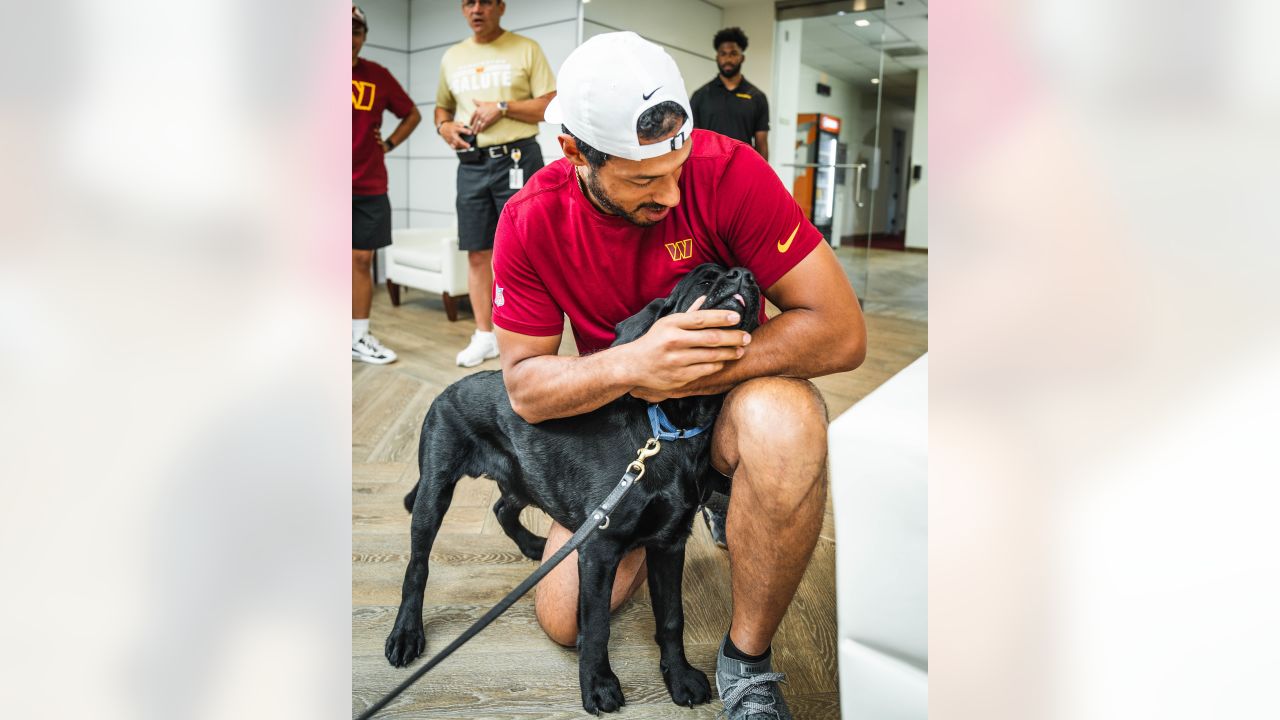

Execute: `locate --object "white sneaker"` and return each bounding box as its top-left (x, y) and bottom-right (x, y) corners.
top-left (352, 333), bottom-right (397, 365)
top-left (455, 330), bottom-right (498, 368)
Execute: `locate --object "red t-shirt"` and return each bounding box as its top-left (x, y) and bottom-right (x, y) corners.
top-left (492, 130), bottom-right (824, 354)
top-left (352, 58), bottom-right (415, 196)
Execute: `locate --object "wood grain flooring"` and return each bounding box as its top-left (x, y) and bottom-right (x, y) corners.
top-left (353, 247), bottom-right (926, 718)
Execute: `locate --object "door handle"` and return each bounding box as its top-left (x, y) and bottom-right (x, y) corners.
top-left (776, 163), bottom-right (867, 169)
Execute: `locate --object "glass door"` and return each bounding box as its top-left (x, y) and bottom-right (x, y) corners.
top-left (775, 0), bottom-right (927, 312)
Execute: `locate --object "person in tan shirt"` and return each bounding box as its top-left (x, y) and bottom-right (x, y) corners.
top-left (435, 0), bottom-right (556, 368)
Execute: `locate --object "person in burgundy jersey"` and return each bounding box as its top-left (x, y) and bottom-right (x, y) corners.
top-left (491, 32), bottom-right (866, 719)
top-left (352, 6), bottom-right (420, 364)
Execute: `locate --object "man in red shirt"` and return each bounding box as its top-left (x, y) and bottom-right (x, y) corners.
top-left (491, 32), bottom-right (865, 719)
top-left (352, 6), bottom-right (420, 364)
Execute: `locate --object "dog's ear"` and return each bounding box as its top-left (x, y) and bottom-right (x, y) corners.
top-left (611, 295), bottom-right (677, 347)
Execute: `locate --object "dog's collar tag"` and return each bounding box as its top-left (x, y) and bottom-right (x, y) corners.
top-left (647, 404), bottom-right (710, 442)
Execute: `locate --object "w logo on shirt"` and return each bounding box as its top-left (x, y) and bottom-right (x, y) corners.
top-left (664, 238), bottom-right (693, 261)
top-left (352, 81), bottom-right (376, 111)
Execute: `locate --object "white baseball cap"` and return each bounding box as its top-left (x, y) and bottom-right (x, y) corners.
top-left (544, 32), bottom-right (694, 162)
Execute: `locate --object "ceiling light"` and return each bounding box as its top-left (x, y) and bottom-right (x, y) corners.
top-left (855, 19), bottom-right (871, 27)
top-left (871, 78), bottom-right (880, 84)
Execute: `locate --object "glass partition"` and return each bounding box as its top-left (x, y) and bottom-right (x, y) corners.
top-left (777, 0), bottom-right (927, 314)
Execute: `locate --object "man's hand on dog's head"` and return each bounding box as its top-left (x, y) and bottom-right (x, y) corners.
top-left (617, 295), bottom-right (751, 399)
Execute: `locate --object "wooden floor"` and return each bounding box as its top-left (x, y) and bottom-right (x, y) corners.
top-left (353, 247), bottom-right (927, 718)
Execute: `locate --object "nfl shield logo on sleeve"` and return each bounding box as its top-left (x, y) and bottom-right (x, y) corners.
top-left (494, 285), bottom-right (505, 307)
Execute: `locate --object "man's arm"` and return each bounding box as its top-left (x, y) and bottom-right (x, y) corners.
top-left (504, 91), bottom-right (556, 124)
top-left (753, 93), bottom-right (771, 161)
top-left (497, 301), bottom-right (749, 424)
top-left (434, 106), bottom-right (471, 150)
top-left (632, 242), bottom-right (865, 401)
top-left (470, 91), bottom-right (556, 135)
top-left (690, 87), bottom-right (704, 128)
top-left (753, 130), bottom-right (769, 161)
top-left (381, 107), bottom-right (422, 151)
top-left (496, 331), bottom-right (632, 423)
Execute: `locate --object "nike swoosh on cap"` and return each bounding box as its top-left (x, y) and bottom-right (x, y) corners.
top-left (778, 222), bottom-right (800, 253)
top-left (642, 86), bottom-right (662, 101)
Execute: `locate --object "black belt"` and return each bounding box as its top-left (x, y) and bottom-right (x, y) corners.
top-left (480, 136), bottom-right (538, 159)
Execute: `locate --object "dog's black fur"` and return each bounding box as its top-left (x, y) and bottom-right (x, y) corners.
top-left (384, 263), bottom-right (761, 714)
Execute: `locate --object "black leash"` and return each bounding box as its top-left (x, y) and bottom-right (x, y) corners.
top-left (355, 438), bottom-right (663, 720)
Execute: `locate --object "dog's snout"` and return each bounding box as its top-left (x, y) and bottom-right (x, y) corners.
top-left (690, 266), bottom-right (758, 324)
top-left (709, 269), bottom-right (752, 295)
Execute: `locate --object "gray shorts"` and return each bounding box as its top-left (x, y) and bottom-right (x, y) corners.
top-left (455, 138), bottom-right (544, 252)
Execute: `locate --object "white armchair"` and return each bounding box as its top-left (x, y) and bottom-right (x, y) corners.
top-left (384, 227), bottom-right (470, 321)
top-left (829, 354), bottom-right (928, 719)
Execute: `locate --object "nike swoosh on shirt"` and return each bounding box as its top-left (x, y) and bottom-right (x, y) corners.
top-left (642, 86), bottom-right (662, 101)
top-left (777, 222), bottom-right (800, 253)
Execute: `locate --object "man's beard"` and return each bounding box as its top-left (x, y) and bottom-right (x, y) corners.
top-left (582, 169), bottom-right (667, 227)
top-left (719, 62), bottom-right (741, 78)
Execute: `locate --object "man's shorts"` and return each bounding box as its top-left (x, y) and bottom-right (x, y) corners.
top-left (353, 193), bottom-right (393, 251)
top-left (456, 138), bottom-right (545, 252)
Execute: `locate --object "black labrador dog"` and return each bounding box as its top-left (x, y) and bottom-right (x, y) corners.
top-left (383, 263), bottom-right (761, 714)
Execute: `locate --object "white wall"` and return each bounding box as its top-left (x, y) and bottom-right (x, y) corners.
top-left (905, 68), bottom-right (927, 249)
top-left (582, 0), bottom-right (722, 107)
top-left (391, 0), bottom-right (773, 234)
top-left (723, 0), bottom-right (775, 99)
top-left (723, 0), bottom-right (777, 157)
top-left (404, 0), bottom-right (581, 229)
top-left (772, 18), bottom-right (804, 192)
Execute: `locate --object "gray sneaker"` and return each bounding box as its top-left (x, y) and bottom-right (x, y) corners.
top-left (715, 636), bottom-right (790, 719)
top-left (702, 505), bottom-right (728, 548)
top-left (352, 333), bottom-right (397, 365)
top-left (701, 491), bottom-right (730, 548)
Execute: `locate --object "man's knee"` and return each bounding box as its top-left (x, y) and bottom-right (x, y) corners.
top-left (534, 523), bottom-right (579, 647)
top-left (723, 378), bottom-right (829, 507)
top-left (352, 249), bottom-right (374, 270)
top-left (535, 596), bottom-right (578, 647)
top-left (726, 377), bottom-right (828, 452)
top-left (467, 249), bottom-right (492, 269)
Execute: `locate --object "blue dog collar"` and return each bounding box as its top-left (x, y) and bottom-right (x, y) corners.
top-left (647, 404), bottom-right (710, 442)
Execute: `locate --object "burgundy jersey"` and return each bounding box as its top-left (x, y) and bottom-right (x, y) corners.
top-left (352, 58), bottom-right (415, 195)
top-left (491, 130), bottom-right (824, 354)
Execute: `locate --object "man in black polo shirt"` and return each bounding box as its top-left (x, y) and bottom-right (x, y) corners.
top-left (690, 27), bottom-right (770, 160)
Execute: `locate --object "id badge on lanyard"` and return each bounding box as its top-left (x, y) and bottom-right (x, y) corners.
top-left (508, 148), bottom-right (524, 190)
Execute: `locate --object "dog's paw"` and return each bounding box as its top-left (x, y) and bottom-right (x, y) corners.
top-left (518, 535), bottom-right (546, 562)
top-left (384, 623), bottom-right (426, 667)
top-left (580, 667), bottom-right (625, 714)
top-left (662, 662), bottom-right (712, 707)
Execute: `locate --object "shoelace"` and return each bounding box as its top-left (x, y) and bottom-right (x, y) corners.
top-left (357, 335), bottom-right (387, 355)
top-left (718, 671), bottom-right (787, 719)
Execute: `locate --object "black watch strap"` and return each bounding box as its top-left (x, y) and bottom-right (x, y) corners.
top-left (385, 137), bottom-right (396, 150)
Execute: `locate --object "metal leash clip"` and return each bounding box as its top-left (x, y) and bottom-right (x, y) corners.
top-left (626, 438), bottom-right (661, 480)
top-left (600, 439), bottom-right (662, 530)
